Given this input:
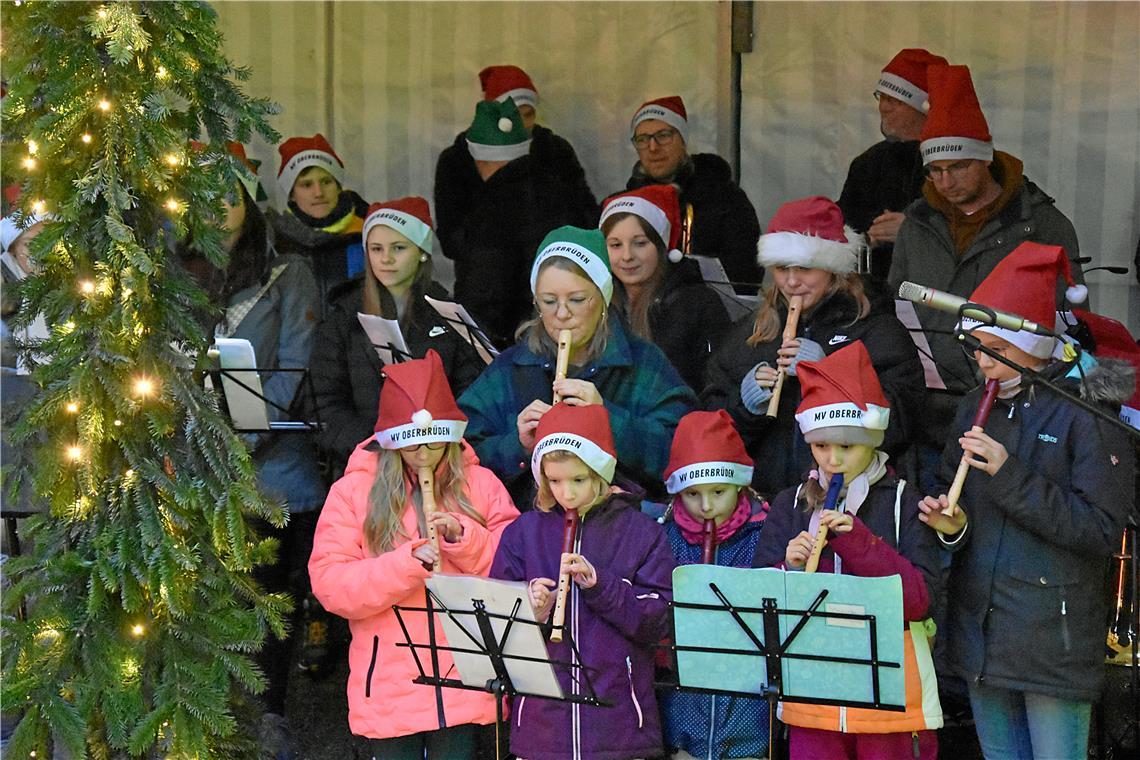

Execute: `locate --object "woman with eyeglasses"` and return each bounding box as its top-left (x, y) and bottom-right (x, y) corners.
top-left (625, 96), bottom-right (762, 294)
top-left (600, 184), bottom-right (730, 391)
top-left (702, 197), bottom-right (925, 500)
top-left (310, 351), bottom-right (518, 758)
top-left (309, 197), bottom-right (484, 480)
top-left (459, 226), bottom-right (697, 505)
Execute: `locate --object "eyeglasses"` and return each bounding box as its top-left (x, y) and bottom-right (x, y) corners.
top-left (631, 128), bottom-right (678, 149)
top-left (535, 295), bottom-right (595, 316)
top-left (923, 160), bottom-right (975, 181)
top-left (403, 441), bottom-right (447, 452)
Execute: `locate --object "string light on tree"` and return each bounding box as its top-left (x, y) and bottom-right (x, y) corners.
top-left (164, 152), bottom-right (180, 167)
top-left (164, 198), bottom-right (181, 213)
top-left (97, 98), bottom-right (111, 112)
top-left (81, 133), bottom-right (93, 144)
top-left (79, 280), bottom-right (96, 295)
top-left (130, 623), bottom-right (145, 638)
top-left (27, 140), bottom-right (38, 154)
top-left (22, 156), bottom-right (36, 170)
top-left (156, 65), bottom-right (168, 79)
top-left (65, 445), bottom-right (83, 462)
top-left (65, 402), bottom-right (79, 414)
top-left (133, 376), bottom-right (156, 398)
top-left (31, 200), bottom-right (46, 215)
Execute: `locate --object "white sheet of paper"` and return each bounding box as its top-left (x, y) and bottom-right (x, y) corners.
top-left (426, 574), bottom-right (564, 700)
top-left (894, 299), bottom-right (947, 390)
top-left (213, 337), bottom-right (270, 430)
top-left (356, 313), bottom-right (410, 365)
top-left (423, 296), bottom-right (499, 365)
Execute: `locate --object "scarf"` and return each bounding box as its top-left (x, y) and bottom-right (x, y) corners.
top-left (287, 191), bottom-right (363, 234)
top-left (806, 449), bottom-right (890, 539)
top-left (671, 490), bottom-right (754, 546)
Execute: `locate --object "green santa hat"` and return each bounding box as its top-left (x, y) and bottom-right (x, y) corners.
top-left (465, 98), bottom-right (531, 162)
top-left (530, 226), bottom-right (613, 303)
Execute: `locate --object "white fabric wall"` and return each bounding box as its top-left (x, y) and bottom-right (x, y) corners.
top-left (741, 1), bottom-right (1140, 330)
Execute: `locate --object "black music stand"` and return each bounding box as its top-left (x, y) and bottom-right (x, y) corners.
top-left (206, 340), bottom-right (323, 433)
top-left (392, 575), bottom-right (607, 760)
top-left (664, 567), bottom-right (906, 760)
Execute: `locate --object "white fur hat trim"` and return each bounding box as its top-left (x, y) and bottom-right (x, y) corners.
top-left (756, 226), bottom-right (863, 273)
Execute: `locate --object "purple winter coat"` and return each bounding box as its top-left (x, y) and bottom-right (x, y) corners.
top-left (490, 492), bottom-right (676, 760)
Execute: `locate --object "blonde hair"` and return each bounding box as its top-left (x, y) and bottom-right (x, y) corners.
top-left (746, 271), bottom-right (870, 347)
top-left (518, 257), bottom-right (611, 362)
top-left (534, 450), bottom-right (610, 512)
top-left (363, 443), bottom-right (487, 555)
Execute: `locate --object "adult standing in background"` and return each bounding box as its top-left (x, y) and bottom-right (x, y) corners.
top-left (888, 65), bottom-right (1082, 483)
top-left (435, 66), bottom-right (599, 347)
top-left (837, 48), bottom-right (948, 279)
top-left (625, 96), bottom-right (762, 294)
top-left (267, 133), bottom-right (369, 319)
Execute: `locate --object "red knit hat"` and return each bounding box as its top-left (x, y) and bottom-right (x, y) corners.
top-left (276, 133), bottom-right (345, 197)
top-left (876, 48), bottom-right (949, 112)
top-left (1072, 309), bottom-right (1140, 428)
top-left (362, 197), bottom-right (434, 252)
top-left (479, 65), bottom-right (538, 109)
top-left (631, 96), bottom-right (688, 142)
top-left (531, 403), bottom-right (617, 485)
top-left (756, 195), bottom-right (862, 273)
top-left (600, 185), bottom-right (684, 263)
top-left (663, 410), bottom-right (754, 494)
top-left (373, 350), bottom-right (467, 449)
top-left (962, 242), bottom-right (1088, 359)
top-left (795, 341), bottom-right (891, 446)
top-left (920, 65), bottom-right (993, 163)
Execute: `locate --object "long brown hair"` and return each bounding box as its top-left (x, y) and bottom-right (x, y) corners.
top-left (360, 235), bottom-right (434, 328)
top-left (745, 271), bottom-right (871, 347)
top-left (601, 212), bottom-right (668, 342)
top-left (362, 443), bottom-right (487, 555)
top-left (518, 257), bottom-right (611, 362)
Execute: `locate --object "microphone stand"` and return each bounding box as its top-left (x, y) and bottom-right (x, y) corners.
top-left (953, 315), bottom-right (1139, 441)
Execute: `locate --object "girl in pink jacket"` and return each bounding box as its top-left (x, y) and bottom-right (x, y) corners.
top-left (309, 350), bottom-right (519, 758)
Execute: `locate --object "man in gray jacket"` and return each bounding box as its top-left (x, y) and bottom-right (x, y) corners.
top-left (888, 65), bottom-right (1082, 486)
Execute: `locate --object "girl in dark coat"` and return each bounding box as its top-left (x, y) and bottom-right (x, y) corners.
top-left (918, 243), bottom-right (1134, 759)
top-left (309, 197), bottom-right (484, 478)
top-left (702, 197), bottom-right (924, 500)
top-left (600, 185), bottom-right (730, 391)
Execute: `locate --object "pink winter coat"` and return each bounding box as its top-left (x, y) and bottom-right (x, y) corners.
top-left (309, 440), bottom-right (519, 739)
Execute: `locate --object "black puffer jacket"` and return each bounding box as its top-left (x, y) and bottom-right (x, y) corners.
top-left (615, 257), bottom-right (731, 391)
top-left (308, 278), bottom-right (485, 475)
top-left (267, 190), bottom-right (369, 321)
top-left (434, 126), bottom-right (599, 346)
top-left (626, 153), bottom-right (762, 293)
top-left (939, 359), bottom-right (1135, 702)
top-left (701, 278), bottom-right (926, 499)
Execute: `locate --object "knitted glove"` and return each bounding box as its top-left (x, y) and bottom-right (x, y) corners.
top-left (786, 338), bottom-right (825, 377)
top-left (741, 363), bottom-right (773, 415)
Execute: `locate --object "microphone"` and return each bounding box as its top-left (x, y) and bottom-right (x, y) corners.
top-left (897, 281), bottom-right (1054, 336)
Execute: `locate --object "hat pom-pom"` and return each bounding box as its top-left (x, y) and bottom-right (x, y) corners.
top-left (667, 248), bottom-right (683, 264)
top-left (412, 409), bottom-right (433, 428)
top-left (1066, 284), bottom-right (1088, 304)
top-left (921, 100), bottom-right (930, 113)
top-left (497, 116), bottom-right (513, 133)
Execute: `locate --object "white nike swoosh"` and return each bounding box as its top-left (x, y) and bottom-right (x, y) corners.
top-left (429, 326), bottom-right (446, 337)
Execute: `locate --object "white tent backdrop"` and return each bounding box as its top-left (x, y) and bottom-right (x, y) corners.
top-left (741, 1), bottom-right (1139, 329)
top-left (214, 1), bottom-right (1138, 330)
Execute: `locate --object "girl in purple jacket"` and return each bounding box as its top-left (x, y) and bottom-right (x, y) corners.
top-left (491, 402), bottom-right (676, 760)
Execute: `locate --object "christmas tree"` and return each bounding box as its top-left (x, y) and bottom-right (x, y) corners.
top-left (2, 2), bottom-right (289, 756)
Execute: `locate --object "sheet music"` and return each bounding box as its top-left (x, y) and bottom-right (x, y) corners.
top-left (356, 313), bottom-right (410, 365)
top-left (423, 296), bottom-right (499, 365)
top-left (212, 337), bottom-right (271, 430)
top-left (894, 299), bottom-right (947, 390)
top-left (692, 255), bottom-right (759, 317)
top-left (426, 574), bottom-right (564, 699)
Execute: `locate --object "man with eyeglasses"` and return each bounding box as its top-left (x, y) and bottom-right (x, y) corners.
top-left (838, 48), bottom-right (947, 279)
top-left (888, 64), bottom-right (1080, 490)
top-left (624, 95), bottom-right (762, 294)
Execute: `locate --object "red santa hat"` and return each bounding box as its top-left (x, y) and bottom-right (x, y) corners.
top-left (795, 341), bottom-right (891, 446)
top-left (663, 410), bottom-right (754, 495)
top-left (600, 185), bottom-right (684, 263)
top-left (630, 96), bottom-right (688, 143)
top-left (919, 65), bottom-right (994, 164)
top-left (961, 242), bottom-right (1088, 359)
top-left (362, 197), bottom-right (434, 252)
top-left (373, 350), bottom-right (467, 449)
top-left (531, 403), bottom-right (617, 485)
top-left (876, 48), bottom-right (949, 113)
top-left (756, 196), bottom-right (863, 273)
top-left (276, 133), bottom-right (345, 197)
top-left (479, 65), bottom-right (538, 109)
top-left (1072, 309), bottom-right (1140, 429)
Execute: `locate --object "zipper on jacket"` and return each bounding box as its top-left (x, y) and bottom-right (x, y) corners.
top-left (364, 635), bottom-right (379, 698)
top-left (516, 695), bottom-right (526, 728)
top-left (626, 656), bottom-right (644, 729)
top-left (912, 731), bottom-right (920, 758)
top-left (1060, 591), bottom-right (1071, 652)
top-left (706, 694), bottom-right (716, 760)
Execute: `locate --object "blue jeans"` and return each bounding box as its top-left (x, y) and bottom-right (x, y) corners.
top-left (968, 683), bottom-right (1090, 759)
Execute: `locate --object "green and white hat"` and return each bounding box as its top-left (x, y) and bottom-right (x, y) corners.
top-left (530, 226), bottom-right (613, 303)
top-left (466, 98), bottom-right (531, 162)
